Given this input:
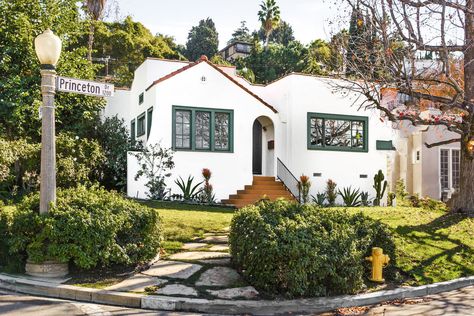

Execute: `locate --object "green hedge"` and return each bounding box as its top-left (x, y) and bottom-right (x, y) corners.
top-left (229, 200), bottom-right (396, 298)
top-left (0, 186), bottom-right (161, 270)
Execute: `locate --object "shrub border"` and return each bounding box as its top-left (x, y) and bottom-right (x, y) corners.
top-left (0, 273), bottom-right (473, 314)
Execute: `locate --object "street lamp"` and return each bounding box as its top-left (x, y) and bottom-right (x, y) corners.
top-left (35, 29), bottom-right (62, 214)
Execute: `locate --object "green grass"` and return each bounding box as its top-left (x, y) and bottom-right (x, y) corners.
top-left (3, 201), bottom-right (472, 286)
top-left (141, 201), bottom-right (234, 252)
top-left (341, 207), bottom-right (474, 285)
top-left (142, 202), bottom-right (473, 285)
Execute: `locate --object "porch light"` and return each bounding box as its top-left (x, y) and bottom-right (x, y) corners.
top-left (34, 29), bottom-right (62, 67)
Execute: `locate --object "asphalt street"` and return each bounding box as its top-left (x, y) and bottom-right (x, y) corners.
top-left (0, 286), bottom-right (473, 315)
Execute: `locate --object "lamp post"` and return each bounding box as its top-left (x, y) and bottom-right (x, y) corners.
top-left (34, 29), bottom-right (62, 214)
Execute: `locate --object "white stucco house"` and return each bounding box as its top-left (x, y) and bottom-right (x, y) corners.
top-left (103, 56), bottom-right (406, 206)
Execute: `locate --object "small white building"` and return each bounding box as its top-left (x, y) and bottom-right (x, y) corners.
top-left (104, 56), bottom-right (403, 206)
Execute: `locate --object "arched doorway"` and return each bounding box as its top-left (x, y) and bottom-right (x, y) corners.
top-left (252, 116), bottom-right (275, 176)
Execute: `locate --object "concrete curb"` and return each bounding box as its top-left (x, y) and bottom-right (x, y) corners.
top-left (1, 273), bottom-right (473, 315)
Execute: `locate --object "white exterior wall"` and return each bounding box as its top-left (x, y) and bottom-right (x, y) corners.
top-left (105, 59), bottom-right (399, 204)
top-left (259, 75), bottom-right (395, 204)
top-left (127, 62), bottom-right (278, 200)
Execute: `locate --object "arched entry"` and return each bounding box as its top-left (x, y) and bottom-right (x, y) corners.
top-left (252, 116), bottom-right (275, 176)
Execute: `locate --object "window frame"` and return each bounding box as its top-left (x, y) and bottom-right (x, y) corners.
top-left (130, 119), bottom-right (136, 143)
top-left (136, 112), bottom-right (146, 137)
top-left (307, 112), bottom-right (369, 152)
top-left (172, 106), bottom-right (233, 152)
top-left (147, 107), bottom-right (153, 138)
top-left (138, 92), bottom-right (144, 105)
top-left (439, 148), bottom-right (461, 192)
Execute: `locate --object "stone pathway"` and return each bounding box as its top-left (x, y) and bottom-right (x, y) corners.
top-left (105, 231), bottom-right (259, 300)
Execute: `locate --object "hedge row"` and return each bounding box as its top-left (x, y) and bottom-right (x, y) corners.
top-left (229, 200), bottom-right (396, 298)
top-left (0, 186), bottom-right (161, 270)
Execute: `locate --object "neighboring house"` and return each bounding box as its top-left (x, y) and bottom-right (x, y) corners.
top-left (104, 56), bottom-right (399, 206)
top-left (391, 124), bottom-right (460, 202)
top-left (218, 41), bottom-right (252, 62)
top-left (381, 69), bottom-right (463, 202)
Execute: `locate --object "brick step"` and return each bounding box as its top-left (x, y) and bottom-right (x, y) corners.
top-left (252, 176), bottom-right (276, 181)
top-left (245, 183), bottom-right (284, 190)
top-left (229, 192), bottom-right (293, 200)
top-left (237, 188), bottom-right (290, 195)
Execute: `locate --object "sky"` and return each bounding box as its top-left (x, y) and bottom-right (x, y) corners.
top-left (109, 0), bottom-right (348, 49)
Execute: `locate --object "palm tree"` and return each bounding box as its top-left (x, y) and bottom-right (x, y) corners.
top-left (85, 0), bottom-right (107, 61)
top-left (257, 0), bottom-right (281, 48)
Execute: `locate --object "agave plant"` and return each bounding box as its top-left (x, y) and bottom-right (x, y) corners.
top-left (338, 186), bottom-right (362, 207)
top-left (360, 191), bottom-right (370, 206)
top-left (311, 192), bottom-right (326, 206)
top-left (175, 175), bottom-right (203, 201)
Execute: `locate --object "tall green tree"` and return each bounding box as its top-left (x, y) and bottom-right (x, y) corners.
top-left (304, 39), bottom-right (331, 75)
top-left (0, 0), bottom-right (104, 141)
top-left (86, 16), bottom-right (183, 86)
top-left (243, 41), bottom-right (307, 83)
top-left (256, 20), bottom-right (294, 46)
top-left (185, 18), bottom-right (219, 61)
top-left (228, 21), bottom-right (252, 44)
top-left (257, 0), bottom-right (281, 48)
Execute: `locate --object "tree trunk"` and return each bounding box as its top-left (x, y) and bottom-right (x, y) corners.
top-left (450, 143), bottom-right (474, 214)
top-left (450, 0), bottom-right (474, 215)
top-left (87, 21), bottom-right (95, 62)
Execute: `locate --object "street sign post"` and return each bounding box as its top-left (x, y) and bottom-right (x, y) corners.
top-left (56, 76), bottom-right (114, 97)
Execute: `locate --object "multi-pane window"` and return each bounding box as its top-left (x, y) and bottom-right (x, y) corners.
top-left (440, 149), bottom-right (461, 191)
top-left (440, 149), bottom-right (449, 190)
top-left (195, 111), bottom-right (211, 150)
top-left (308, 113), bottom-right (368, 152)
top-left (214, 112), bottom-right (230, 150)
top-left (173, 106), bottom-right (233, 152)
top-left (175, 110), bottom-right (191, 149)
top-left (137, 112), bottom-right (146, 137)
top-left (452, 150), bottom-right (461, 189)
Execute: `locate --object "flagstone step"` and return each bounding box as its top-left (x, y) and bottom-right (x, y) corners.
top-left (169, 251), bottom-right (230, 261)
top-left (142, 260), bottom-right (202, 279)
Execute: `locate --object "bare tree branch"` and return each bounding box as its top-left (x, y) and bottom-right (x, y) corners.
top-left (425, 138), bottom-right (462, 148)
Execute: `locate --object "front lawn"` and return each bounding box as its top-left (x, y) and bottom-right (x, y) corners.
top-left (141, 201), bottom-right (234, 253)
top-left (345, 207), bottom-right (474, 285)
top-left (145, 202), bottom-right (473, 285)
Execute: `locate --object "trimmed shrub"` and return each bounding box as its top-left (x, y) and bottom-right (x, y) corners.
top-left (229, 200), bottom-right (396, 298)
top-left (4, 186), bottom-right (161, 269)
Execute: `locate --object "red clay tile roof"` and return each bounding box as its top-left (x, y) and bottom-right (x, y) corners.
top-left (145, 56), bottom-right (278, 114)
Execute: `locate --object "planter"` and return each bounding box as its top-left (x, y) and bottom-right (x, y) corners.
top-left (25, 260), bottom-right (68, 278)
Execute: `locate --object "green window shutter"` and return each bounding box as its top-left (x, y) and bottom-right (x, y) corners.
top-left (172, 106), bottom-right (233, 152)
top-left (147, 107), bottom-right (153, 138)
top-left (307, 112), bottom-right (369, 152)
top-left (376, 140), bottom-right (395, 150)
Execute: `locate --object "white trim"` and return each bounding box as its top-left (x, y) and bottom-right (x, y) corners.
top-left (438, 147), bottom-right (461, 199)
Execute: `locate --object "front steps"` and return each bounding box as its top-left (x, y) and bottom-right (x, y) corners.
top-left (221, 176), bottom-right (295, 208)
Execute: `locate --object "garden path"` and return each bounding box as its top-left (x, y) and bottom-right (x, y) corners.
top-left (105, 230), bottom-right (259, 300)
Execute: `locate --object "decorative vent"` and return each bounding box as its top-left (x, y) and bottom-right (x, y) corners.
top-left (313, 173), bottom-right (322, 177)
top-left (360, 174), bottom-right (368, 178)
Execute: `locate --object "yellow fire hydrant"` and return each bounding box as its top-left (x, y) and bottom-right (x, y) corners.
top-left (366, 247), bottom-right (390, 282)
